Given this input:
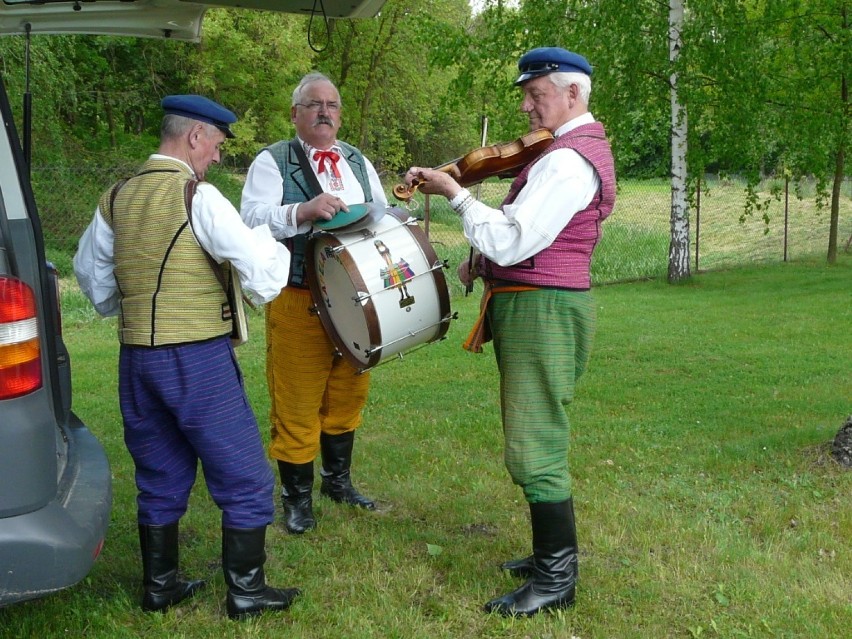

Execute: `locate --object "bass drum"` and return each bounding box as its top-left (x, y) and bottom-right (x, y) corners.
top-left (306, 208), bottom-right (453, 372)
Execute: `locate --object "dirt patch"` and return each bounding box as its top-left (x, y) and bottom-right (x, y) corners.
top-left (830, 416), bottom-right (852, 468)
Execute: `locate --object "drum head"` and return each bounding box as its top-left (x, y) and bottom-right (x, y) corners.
top-left (313, 202), bottom-right (385, 231)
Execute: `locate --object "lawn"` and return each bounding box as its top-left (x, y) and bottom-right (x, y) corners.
top-left (1, 255), bottom-right (849, 638)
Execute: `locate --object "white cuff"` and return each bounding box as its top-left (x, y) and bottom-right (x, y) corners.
top-left (449, 188), bottom-right (472, 211)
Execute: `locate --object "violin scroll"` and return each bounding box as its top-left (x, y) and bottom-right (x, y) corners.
top-left (393, 181), bottom-right (420, 203)
top-left (394, 164), bottom-right (463, 203)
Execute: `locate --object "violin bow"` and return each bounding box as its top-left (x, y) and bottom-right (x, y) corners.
top-left (465, 117), bottom-right (489, 297)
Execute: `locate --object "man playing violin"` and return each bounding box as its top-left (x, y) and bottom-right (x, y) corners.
top-left (404, 47), bottom-right (616, 617)
top-left (241, 72), bottom-right (388, 536)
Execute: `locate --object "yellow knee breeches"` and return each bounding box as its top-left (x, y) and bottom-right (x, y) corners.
top-left (265, 288), bottom-right (371, 464)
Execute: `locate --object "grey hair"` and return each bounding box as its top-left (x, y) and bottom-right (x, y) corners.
top-left (548, 72), bottom-right (592, 104)
top-left (160, 114), bottom-right (218, 140)
top-left (291, 72), bottom-right (340, 107)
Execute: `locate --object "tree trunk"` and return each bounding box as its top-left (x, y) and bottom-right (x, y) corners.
top-left (357, 7), bottom-right (401, 154)
top-left (668, 0), bottom-right (690, 283)
top-left (828, 145), bottom-right (843, 264)
top-left (827, 15), bottom-right (847, 264)
top-left (103, 93), bottom-right (116, 149)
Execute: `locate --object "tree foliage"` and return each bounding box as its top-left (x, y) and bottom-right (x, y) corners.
top-left (0, 0), bottom-right (846, 261)
top-left (187, 10), bottom-right (312, 162)
top-left (313, 0), bottom-right (476, 175)
top-left (460, 0), bottom-right (848, 264)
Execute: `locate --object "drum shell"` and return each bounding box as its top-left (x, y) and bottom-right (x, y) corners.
top-left (306, 211), bottom-right (451, 371)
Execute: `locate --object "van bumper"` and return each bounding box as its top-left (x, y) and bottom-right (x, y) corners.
top-left (0, 413), bottom-right (112, 607)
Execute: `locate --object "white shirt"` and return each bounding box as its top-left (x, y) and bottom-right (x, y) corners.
top-left (240, 137), bottom-right (388, 238)
top-left (73, 154), bottom-right (290, 317)
top-left (454, 113), bottom-right (601, 267)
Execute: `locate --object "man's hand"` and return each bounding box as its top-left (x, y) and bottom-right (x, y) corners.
top-left (404, 167), bottom-right (463, 200)
top-left (457, 257), bottom-right (479, 287)
top-left (297, 193), bottom-right (349, 225)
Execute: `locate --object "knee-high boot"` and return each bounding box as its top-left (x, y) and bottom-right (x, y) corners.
top-left (319, 431), bottom-right (375, 510)
top-left (484, 499), bottom-right (578, 617)
top-left (278, 460), bottom-right (316, 534)
top-left (498, 499), bottom-right (577, 579)
top-left (222, 526), bottom-right (301, 620)
top-left (139, 523), bottom-right (206, 612)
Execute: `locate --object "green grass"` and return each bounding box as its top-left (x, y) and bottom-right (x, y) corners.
top-left (2, 256), bottom-right (850, 638)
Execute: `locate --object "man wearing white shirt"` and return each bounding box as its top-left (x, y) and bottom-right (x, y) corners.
top-left (73, 94), bottom-right (299, 620)
top-left (241, 72), bottom-right (388, 536)
top-left (405, 48), bottom-right (617, 617)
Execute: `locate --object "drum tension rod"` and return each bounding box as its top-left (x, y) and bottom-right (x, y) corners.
top-left (364, 320), bottom-right (450, 356)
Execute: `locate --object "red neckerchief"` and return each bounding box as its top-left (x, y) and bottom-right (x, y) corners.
top-left (313, 150), bottom-right (342, 178)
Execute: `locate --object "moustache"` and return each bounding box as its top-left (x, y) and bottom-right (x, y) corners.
top-left (314, 115), bottom-right (335, 127)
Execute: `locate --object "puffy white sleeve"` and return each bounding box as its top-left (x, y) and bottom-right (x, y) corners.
top-left (191, 182), bottom-right (291, 305)
top-left (73, 208), bottom-right (120, 317)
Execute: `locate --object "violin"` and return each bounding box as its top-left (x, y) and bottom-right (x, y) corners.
top-left (394, 128), bottom-right (555, 203)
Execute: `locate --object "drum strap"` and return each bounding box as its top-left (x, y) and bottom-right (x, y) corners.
top-left (284, 140), bottom-right (325, 289)
top-left (289, 140), bottom-right (324, 198)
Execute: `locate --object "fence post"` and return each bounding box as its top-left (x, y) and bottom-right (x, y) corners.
top-left (695, 176), bottom-right (701, 271)
top-left (783, 176), bottom-right (789, 262)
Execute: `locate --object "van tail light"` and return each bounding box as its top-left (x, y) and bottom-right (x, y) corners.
top-left (0, 276), bottom-right (42, 399)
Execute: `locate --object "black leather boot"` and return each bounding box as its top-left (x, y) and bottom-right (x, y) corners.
top-left (319, 431), bottom-right (376, 510)
top-left (222, 526), bottom-right (301, 620)
top-left (499, 554), bottom-right (535, 578)
top-left (278, 460), bottom-right (316, 534)
top-left (484, 499), bottom-right (578, 617)
top-left (138, 523), bottom-right (206, 612)
top-left (498, 499), bottom-right (577, 578)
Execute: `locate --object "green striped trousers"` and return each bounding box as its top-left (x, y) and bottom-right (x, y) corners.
top-left (488, 288), bottom-right (595, 503)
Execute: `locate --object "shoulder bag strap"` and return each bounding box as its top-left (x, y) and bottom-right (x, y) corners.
top-left (184, 179), bottom-right (228, 291)
top-left (183, 179), bottom-right (248, 344)
top-left (107, 177), bottom-right (130, 220)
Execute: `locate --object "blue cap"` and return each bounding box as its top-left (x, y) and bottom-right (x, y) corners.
top-left (161, 94), bottom-right (237, 138)
top-left (515, 47), bottom-right (592, 85)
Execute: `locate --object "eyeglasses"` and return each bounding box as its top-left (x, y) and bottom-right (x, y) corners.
top-left (295, 101), bottom-right (341, 113)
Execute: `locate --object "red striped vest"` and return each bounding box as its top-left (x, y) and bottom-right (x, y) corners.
top-left (483, 121), bottom-right (616, 290)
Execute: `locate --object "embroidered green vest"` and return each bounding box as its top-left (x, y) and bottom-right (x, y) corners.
top-left (100, 157), bottom-right (230, 346)
top-left (264, 139), bottom-right (373, 287)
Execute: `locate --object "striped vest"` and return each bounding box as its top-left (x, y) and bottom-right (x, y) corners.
top-left (100, 157), bottom-right (231, 346)
top-left (483, 122), bottom-right (616, 290)
top-left (264, 139), bottom-right (373, 287)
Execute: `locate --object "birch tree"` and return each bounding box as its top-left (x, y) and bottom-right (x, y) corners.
top-left (668, 0), bottom-right (690, 282)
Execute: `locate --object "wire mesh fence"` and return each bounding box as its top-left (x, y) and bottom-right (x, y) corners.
top-left (35, 165), bottom-right (851, 294)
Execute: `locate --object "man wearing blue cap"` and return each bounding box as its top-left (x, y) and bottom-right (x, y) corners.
top-left (405, 47), bottom-right (616, 616)
top-left (74, 94), bottom-right (301, 619)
